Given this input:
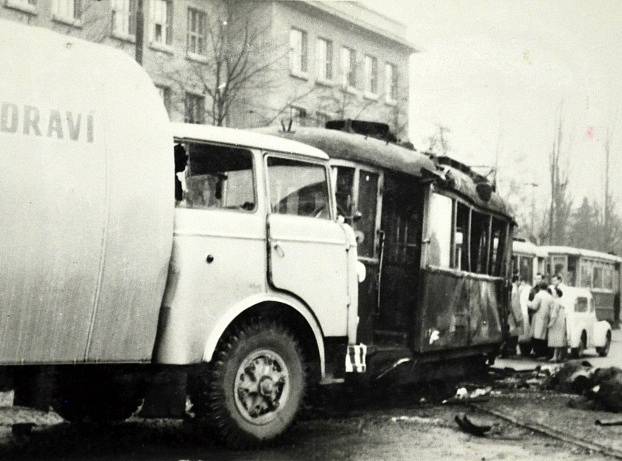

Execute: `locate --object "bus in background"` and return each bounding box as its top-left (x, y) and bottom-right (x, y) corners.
top-left (511, 238), bottom-right (547, 285)
top-left (540, 246), bottom-right (621, 324)
top-left (259, 120), bottom-right (516, 383)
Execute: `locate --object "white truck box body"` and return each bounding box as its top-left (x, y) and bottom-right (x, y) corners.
top-left (0, 19), bottom-right (173, 364)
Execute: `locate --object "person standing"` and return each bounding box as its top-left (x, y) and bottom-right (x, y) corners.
top-left (504, 275), bottom-right (524, 356)
top-left (547, 287), bottom-right (567, 362)
top-left (529, 282), bottom-right (553, 357)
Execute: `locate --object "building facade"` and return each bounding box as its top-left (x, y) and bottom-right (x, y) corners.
top-left (1, 0), bottom-right (414, 138)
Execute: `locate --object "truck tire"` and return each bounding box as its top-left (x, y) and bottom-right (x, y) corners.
top-left (597, 332), bottom-right (612, 357)
top-left (191, 320), bottom-right (305, 448)
top-left (53, 372), bottom-right (142, 423)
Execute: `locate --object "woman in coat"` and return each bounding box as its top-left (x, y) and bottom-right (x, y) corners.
top-left (529, 282), bottom-right (553, 357)
top-left (547, 287), bottom-right (567, 362)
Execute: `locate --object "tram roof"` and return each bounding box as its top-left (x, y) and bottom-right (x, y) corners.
top-left (256, 126), bottom-right (513, 220)
top-left (540, 246), bottom-right (622, 263)
top-left (512, 240), bottom-right (548, 257)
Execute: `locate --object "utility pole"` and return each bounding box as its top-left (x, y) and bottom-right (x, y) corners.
top-left (525, 182), bottom-right (539, 242)
top-left (135, 0), bottom-right (144, 65)
top-left (604, 127), bottom-right (611, 250)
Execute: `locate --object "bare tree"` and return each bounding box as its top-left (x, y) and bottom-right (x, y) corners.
top-left (164, 0), bottom-right (289, 126)
top-left (547, 108), bottom-right (573, 245)
top-left (426, 124), bottom-right (451, 155)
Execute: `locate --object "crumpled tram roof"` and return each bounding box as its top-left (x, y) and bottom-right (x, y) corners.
top-left (257, 126), bottom-right (513, 220)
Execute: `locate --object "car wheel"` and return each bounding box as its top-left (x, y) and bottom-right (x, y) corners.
top-left (571, 332), bottom-right (587, 359)
top-left (190, 319), bottom-right (306, 449)
top-left (597, 332), bottom-right (612, 357)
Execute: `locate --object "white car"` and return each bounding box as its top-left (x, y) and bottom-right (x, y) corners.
top-left (561, 286), bottom-right (612, 358)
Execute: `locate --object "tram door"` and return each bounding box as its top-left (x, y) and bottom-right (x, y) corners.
top-left (376, 174), bottom-right (424, 339)
top-left (333, 164), bottom-right (382, 344)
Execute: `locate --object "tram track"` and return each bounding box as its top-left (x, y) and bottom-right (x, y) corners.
top-left (471, 402), bottom-right (622, 460)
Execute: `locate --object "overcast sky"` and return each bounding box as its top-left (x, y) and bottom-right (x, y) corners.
top-left (361, 0), bottom-right (622, 212)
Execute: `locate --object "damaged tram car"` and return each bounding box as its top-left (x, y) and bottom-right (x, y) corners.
top-left (260, 120), bottom-right (515, 383)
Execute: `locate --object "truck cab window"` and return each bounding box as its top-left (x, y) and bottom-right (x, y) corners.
top-left (176, 142), bottom-right (255, 211)
top-left (267, 156), bottom-right (330, 219)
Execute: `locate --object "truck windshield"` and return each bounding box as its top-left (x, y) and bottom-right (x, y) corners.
top-left (175, 142), bottom-right (255, 211)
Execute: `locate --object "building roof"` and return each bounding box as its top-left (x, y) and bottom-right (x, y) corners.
top-left (539, 246), bottom-right (622, 263)
top-left (298, 1), bottom-right (417, 52)
top-left (172, 123), bottom-right (329, 160)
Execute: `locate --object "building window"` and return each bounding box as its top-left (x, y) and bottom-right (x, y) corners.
top-left (290, 106), bottom-right (308, 127)
top-left (52, 0), bottom-right (81, 21)
top-left (364, 55), bottom-right (378, 95)
top-left (341, 47), bottom-right (356, 88)
top-left (385, 62), bottom-right (398, 102)
top-left (5, 0), bottom-right (37, 14)
top-left (111, 0), bottom-right (136, 37)
top-left (185, 93), bottom-right (205, 124)
top-left (156, 85), bottom-right (171, 115)
top-left (150, 0), bottom-right (173, 47)
top-left (187, 7), bottom-right (207, 56)
top-left (316, 37), bottom-right (333, 81)
top-left (289, 28), bottom-right (308, 75)
top-left (315, 111), bottom-right (330, 128)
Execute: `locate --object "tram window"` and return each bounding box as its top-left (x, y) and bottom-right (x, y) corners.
top-left (428, 192), bottom-right (452, 267)
top-left (593, 266), bottom-right (603, 289)
top-left (519, 256), bottom-right (534, 284)
top-left (357, 170), bottom-right (379, 258)
top-left (470, 211), bottom-right (490, 274)
top-left (604, 267), bottom-right (613, 290)
top-left (454, 202), bottom-right (470, 270)
top-left (334, 166), bottom-right (354, 217)
top-left (580, 261), bottom-right (592, 288)
top-left (489, 218), bottom-right (507, 276)
top-left (567, 256), bottom-right (578, 286)
top-left (552, 256), bottom-right (567, 278)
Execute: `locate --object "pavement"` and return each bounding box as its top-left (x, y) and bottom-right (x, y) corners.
top-left (495, 328), bottom-right (622, 371)
top-left (0, 330), bottom-right (620, 459)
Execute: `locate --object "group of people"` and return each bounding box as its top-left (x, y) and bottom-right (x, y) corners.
top-left (507, 273), bottom-right (568, 362)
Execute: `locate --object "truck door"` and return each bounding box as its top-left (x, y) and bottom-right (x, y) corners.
top-left (160, 141), bottom-right (266, 363)
top-left (265, 155), bottom-right (350, 337)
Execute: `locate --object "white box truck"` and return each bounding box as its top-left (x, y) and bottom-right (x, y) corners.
top-left (0, 19), bottom-right (363, 448)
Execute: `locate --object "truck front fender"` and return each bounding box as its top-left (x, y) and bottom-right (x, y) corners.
top-left (200, 293), bottom-right (326, 377)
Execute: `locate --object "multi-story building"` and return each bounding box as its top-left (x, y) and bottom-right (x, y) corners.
top-left (1, 0), bottom-right (415, 138)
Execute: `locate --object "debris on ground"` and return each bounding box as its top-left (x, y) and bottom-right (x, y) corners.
top-left (594, 418), bottom-right (622, 426)
top-left (547, 362), bottom-right (622, 413)
top-left (454, 413), bottom-right (492, 436)
top-left (490, 365), bottom-right (558, 390)
top-left (390, 415), bottom-right (444, 425)
top-left (442, 386), bottom-right (492, 404)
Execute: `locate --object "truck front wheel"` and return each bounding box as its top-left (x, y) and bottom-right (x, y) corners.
top-left (191, 320), bottom-right (306, 448)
